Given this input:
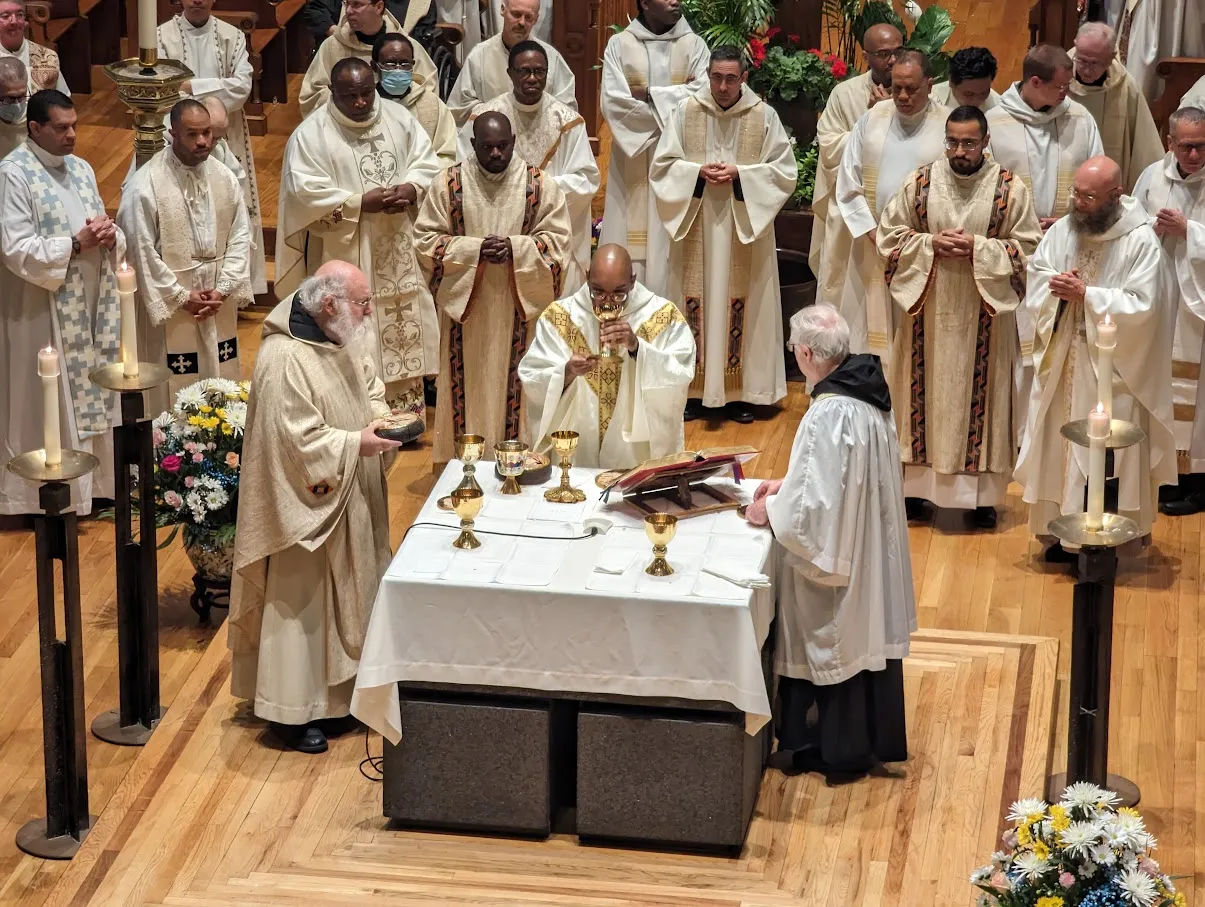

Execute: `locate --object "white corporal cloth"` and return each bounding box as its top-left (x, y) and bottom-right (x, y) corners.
top-left (351, 461), bottom-right (776, 743)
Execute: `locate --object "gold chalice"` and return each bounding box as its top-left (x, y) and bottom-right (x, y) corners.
top-left (644, 513), bottom-right (678, 576)
top-left (450, 487), bottom-right (484, 550)
top-left (495, 440), bottom-right (527, 495)
top-left (454, 433), bottom-right (485, 495)
top-left (597, 299), bottom-right (627, 359)
top-left (544, 430), bottom-right (586, 503)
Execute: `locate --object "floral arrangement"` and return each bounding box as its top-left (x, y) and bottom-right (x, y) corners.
top-left (748, 29), bottom-right (848, 107)
top-left (972, 783), bottom-right (1183, 907)
top-left (151, 377), bottom-right (249, 549)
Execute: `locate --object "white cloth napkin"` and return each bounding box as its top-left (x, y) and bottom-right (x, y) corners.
top-left (593, 550), bottom-right (635, 575)
top-left (701, 562), bottom-right (772, 589)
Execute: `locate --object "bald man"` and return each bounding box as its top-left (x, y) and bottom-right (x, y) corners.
top-left (0, 56), bottom-right (26, 157)
top-left (1016, 155), bottom-right (1175, 560)
top-left (518, 244), bottom-right (695, 468)
top-left (231, 259), bottom-right (401, 754)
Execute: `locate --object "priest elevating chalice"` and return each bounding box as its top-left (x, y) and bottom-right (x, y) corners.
top-left (593, 285), bottom-right (629, 359)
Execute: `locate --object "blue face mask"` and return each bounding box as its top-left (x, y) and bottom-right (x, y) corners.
top-left (0, 98), bottom-right (24, 124)
top-left (381, 70), bottom-right (412, 96)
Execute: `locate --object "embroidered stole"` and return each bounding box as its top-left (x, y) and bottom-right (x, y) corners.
top-left (27, 43), bottom-right (59, 90)
top-left (469, 96), bottom-right (584, 170)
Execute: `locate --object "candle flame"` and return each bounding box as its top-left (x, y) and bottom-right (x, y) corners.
top-left (41, 344), bottom-right (54, 355)
top-left (1103, 313), bottom-right (1113, 326)
top-left (119, 260), bottom-right (129, 271)
top-left (1095, 402), bottom-right (1106, 415)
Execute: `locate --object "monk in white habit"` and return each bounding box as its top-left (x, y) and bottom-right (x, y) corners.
top-left (810, 23), bottom-right (902, 300)
top-left (460, 40), bottom-right (598, 290)
top-left (446, 0), bottom-right (575, 126)
top-left (1133, 106), bottom-right (1205, 515)
top-left (650, 46), bottom-right (795, 424)
top-left (878, 106), bottom-right (1042, 529)
top-left (1016, 156), bottom-right (1175, 562)
top-left (118, 100), bottom-right (251, 414)
top-left (299, 0), bottom-right (437, 118)
top-left (373, 32), bottom-right (457, 167)
top-left (278, 58), bottom-right (441, 418)
top-left (413, 111), bottom-right (572, 462)
top-left (598, 0), bottom-right (709, 292)
top-left (0, 91), bottom-right (121, 516)
top-left (519, 244), bottom-right (695, 468)
top-left (832, 50), bottom-right (947, 365)
top-left (230, 261), bottom-right (401, 754)
top-left (745, 304), bottom-right (915, 784)
top-left (931, 47), bottom-right (1001, 111)
top-left (0, 0), bottom-right (66, 94)
top-left (1068, 22), bottom-right (1162, 192)
top-left (0, 57), bottom-right (26, 157)
top-left (158, 0), bottom-right (266, 296)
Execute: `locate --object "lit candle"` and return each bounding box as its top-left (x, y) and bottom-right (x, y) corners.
top-left (138, 0), bottom-right (157, 56)
top-left (1096, 313), bottom-right (1116, 418)
top-left (1086, 402), bottom-right (1109, 531)
top-left (117, 261), bottom-right (138, 378)
top-left (38, 347), bottom-right (61, 468)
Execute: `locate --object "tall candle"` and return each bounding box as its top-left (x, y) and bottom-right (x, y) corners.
top-left (138, 0), bottom-right (157, 55)
top-left (1086, 402), bottom-right (1109, 531)
top-left (117, 261), bottom-right (138, 378)
top-left (1096, 313), bottom-right (1116, 418)
top-left (38, 347), bottom-right (61, 468)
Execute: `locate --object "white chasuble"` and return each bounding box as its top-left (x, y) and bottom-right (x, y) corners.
top-left (1134, 154), bottom-right (1205, 471)
top-left (385, 77), bottom-right (458, 167)
top-left (277, 99), bottom-right (442, 414)
top-left (878, 159), bottom-right (1042, 508)
top-left (0, 117), bottom-right (22, 158)
top-left (446, 34), bottom-right (577, 127)
top-left (1015, 196), bottom-right (1175, 537)
top-left (651, 89), bottom-right (795, 407)
top-left (118, 149), bottom-right (252, 413)
top-left (461, 93), bottom-right (599, 289)
top-left (1067, 55), bottom-right (1164, 192)
top-left (413, 155), bottom-right (573, 463)
top-left (518, 282), bottom-right (695, 469)
top-left (830, 98), bottom-right (948, 363)
top-left (598, 18), bottom-right (710, 291)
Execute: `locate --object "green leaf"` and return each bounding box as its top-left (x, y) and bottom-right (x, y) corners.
top-left (906, 5), bottom-right (955, 56)
top-left (852, 1), bottom-right (907, 47)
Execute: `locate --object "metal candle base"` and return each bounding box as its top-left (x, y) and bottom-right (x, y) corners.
top-left (103, 58), bottom-right (193, 168)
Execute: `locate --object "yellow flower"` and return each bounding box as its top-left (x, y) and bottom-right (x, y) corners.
top-left (1118, 807), bottom-right (1141, 819)
top-left (1049, 804), bottom-right (1070, 832)
top-left (1032, 841), bottom-right (1050, 861)
top-left (1036, 897), bottom-right (1064, 907)
top-left (216, 408), bottom-right (227, 420)
top-left (199, 405), bottom-right (213, 414)
top-left (221, 424), bottom-right (233, 436)
top-left (1017, 824), bottom-right (1032, 846)
top-left (1025, 812), bottom-right (1045, 826)
top-left (239, 391), bottom-right (248, 401)
top-left (188, 414), bottom-right (204, 426)
top-left (1174, 893), bottom-right (1187, 907)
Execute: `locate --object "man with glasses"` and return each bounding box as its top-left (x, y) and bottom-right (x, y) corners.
top-left (0, 0), bottom-right (65, 94)
top-left (459, 40), bottom-right (598, 289)
top-left (650, 45), bottom-right (795, 424)
top-left (877, 106), bottom-right (1042, 529)
top-left (519, 243), bottom-right (694, 467)
top-left (1133, 106), bottom-right (1205, 515)
top-left (0, 56), bottom-right (26, 157)
top-left (278, 57), bottom-right (442, 418)
top-left (1016, 155), bottom-right (1174, 562)
top-left (373, 32), bottom-right (457, 167)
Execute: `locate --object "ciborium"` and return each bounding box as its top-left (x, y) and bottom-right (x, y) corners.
top-left (451, 487), bottom-right (484, 550)
top-left (544, 430), bottom-right (586, 503)
top-left (454, 433), bottom-right (485, 495)
top-left (495, 440), bottom-right (527, 495)
top-left (644, 513), bottom-right (678, 576)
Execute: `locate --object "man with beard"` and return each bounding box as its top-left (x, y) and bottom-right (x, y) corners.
top-left (0, 0), bottom-right (65, 94)
top-left (1016, 156), bottom-right (1174, 560)
top-left (931, 47), bottom-right (1000, 111)
top-left (877, 106), bottom-right (1042, 529)
top-left (373, 32), bottom-right (457, 167)
top-left (230, 260), bottom-right (401, 754)
top-left (0, 57), bottom-right (26, 157)
top-left (1133, 106), bottom-right (1205, 515)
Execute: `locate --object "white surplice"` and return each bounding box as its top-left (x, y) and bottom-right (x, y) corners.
top-left (446, 33), bottom-right (576, 126)
top-left (382, 77), bottom-right (458, 168)
top-left (597, 16), bottom-right (710, 292)
top-left (1015, 196), bottom-right (1175, 538)
top-left (1182, 75), bottom-right (1205, 109)
top-left (1134, 153), bottom-right (1205, 472)
top-left (1107, 0), bottom-right (1204, 98)
top-left (651, 88), bottom-right (794, 408)
top-left (518, 281), bottom-right (695, 469)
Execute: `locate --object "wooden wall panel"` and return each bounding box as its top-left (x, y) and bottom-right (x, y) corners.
top-left (556, 0), bottom-right (636, 141)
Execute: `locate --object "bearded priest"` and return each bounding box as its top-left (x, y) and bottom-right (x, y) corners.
top-left (519, 244), bottom-right (695, 468)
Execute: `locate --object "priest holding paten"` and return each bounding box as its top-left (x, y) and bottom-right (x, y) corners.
top-left (518, 243), bottom-right (695, 468)
top-left (745, 303), bottom-right (915, 785)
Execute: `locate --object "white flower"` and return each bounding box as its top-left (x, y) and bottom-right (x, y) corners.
top-left (175, 385), bottom-right (206, 411)
top-left (1010, 852), bottom-right (1051, 881)
top-left (1060, 781), bottom-right (1120, 815)
top-left (1057, 820), bottom-right (1102, 858)
top-left (195, 475), bottom-right (222, 493)
top-left (152, 412), bottom-right (174, 429)
top-left (206, 377), bottom-right (241, 397)
top-left (1110, 811), bottom-right (1146, 843)
top-left (1078, 860), bottom-right (1098, 879)
top-left (970, 866), bottom-right (992, 884)
top-left (223, 401), bottom-right (247, 432)
top-left (1006, 798), bottom-right (1048, 823)
top-left (204, 488), bottom-right (228, 510)
top-left (1092, 844), bottom-right (1117, 866)
top-left (1117, 867), bottom-right (1159, 907)
top-left (990, 851), bottom-right (1011, 867)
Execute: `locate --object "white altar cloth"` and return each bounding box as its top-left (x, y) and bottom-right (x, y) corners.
top-left (351, 461), bottom-right (776, 744)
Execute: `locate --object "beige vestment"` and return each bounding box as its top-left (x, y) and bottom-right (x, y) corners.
top-left (0, 40), bottom-right (66, 93)
top-left (384, 77), bottom-right (458, 167)
top-left (446, 33), bottom-right (577, 126)
top-left (930, 81), bottom-right (1001, 111)
top-left (1067, 54), bottom-right (1163, 191)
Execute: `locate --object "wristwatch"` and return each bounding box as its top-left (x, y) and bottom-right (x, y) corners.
top-left (71, 238), bottom-right (81, 255)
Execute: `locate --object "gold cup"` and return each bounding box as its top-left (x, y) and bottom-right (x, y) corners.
top-left (544, 430), bottom-right (586, 503)
top-left (454, 433), bottom-right (485, 494)
top-left (644, 513), bottom-right (678, 576)
top-left (495, 440), bottom-right (527, 495)
top-left (450, 487), bottom-right (485, 549)
top-left (597, 300), bottom-right (626, 359)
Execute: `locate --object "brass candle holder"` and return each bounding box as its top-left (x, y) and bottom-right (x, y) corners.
top-left (450, 487), bottom-right (484, 550)
top-left (454, 433), bottom-right (485, 495)
top-left (495, 440), bottom-right (527, 495)
top-left (104, 57), bottom-right (194, 169)
top-left (544, 430), bottom-right (586, 503)
top-left (644, 513), bottom-right (678, 576)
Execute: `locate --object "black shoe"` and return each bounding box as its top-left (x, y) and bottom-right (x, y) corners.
top-left (1043, 542), bottom-right (1079, 564)
top-left (316, 715), bottom-right (361, 738)
top-left (270, 721), bottom-right (328, 754)
top-left (424, 376), bottom-right (437, 408)
top-left (726, 401), bottom-right (755, 424)
top-left (904, 497), bottom-right (930, 521)
top-left (684, 398), bottom-right (703, 422)
top-left (1160, 494), bottom-right (1205, 516)
top-left (968, 506), bottom-right (998, 530)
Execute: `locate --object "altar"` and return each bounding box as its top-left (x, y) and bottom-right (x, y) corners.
top-left (352, 461), bottom-right (778, 851)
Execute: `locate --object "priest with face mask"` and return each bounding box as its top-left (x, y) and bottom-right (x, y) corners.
top-left (0, 57), bottom-right (25, 156)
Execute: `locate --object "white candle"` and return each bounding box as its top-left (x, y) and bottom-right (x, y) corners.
top-left (138, 0), bottom-right (157, 55)
top-left (1086, 402), bottom-right (1109, 531)
top-left (1096, 313), bottom-right (1116, 418)
top-left (118, 261), bottom-right (138, 378)
top-left (38, 347), bottom-right (61, 468)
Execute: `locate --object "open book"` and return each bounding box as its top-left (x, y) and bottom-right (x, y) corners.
top-left (599, 446), bottom-right (761, 501)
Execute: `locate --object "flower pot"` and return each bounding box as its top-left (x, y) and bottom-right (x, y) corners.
top-left (182, 525), bottom-right (236, 583)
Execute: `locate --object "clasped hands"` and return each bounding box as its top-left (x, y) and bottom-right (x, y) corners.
top-left (75, 214), bottom-right (117, 253)
top-left (631, 74), bottom-right (693, 103)
top-left (932, 227), bottom-right (974, 260)
top-left (480, 234), bottom-right (513, 265)
top-left (700, 161), bottom-right (740, 185)
top-left (362, 183), bottom-right (418, 215)
top-left (1049, 267), bottom-right (1086, 305)
top-left (183, 288), bottom-right (226, 322)
top-left (1154, 207), bottom-right (1188, 240)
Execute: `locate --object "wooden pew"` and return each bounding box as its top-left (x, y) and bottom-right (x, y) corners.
top-left (27, 0), bottom-right (92, 93)
top-left (1153, 57), bottom-right (1205, 137)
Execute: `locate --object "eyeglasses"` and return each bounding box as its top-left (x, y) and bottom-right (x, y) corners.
top-left (377, 61), bottom-right (414, 71)
top-left (511, 66), bottom-right (547, 78)
top-left (0, 91), bottom-right (26, 105)
top-left (589, 289), bottom-right (629, 304)
top-left (868, 47), bottom-right (902, 62)
top-left (349, 293), bottom-right (374, 309)
top-left (0, 10), bottom-right (26, 22)
top-left (945, 138), bottom-right (983, 151)
top-left (1173, 140), bottom-right (1205, 155)
top-left (1069, 187), bottom-right (1112, 203)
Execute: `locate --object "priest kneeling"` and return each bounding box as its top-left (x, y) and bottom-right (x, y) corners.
top-left (745, 304), bottom-right (916, 784)
top-left (518, 243), bottom-right (695, 468)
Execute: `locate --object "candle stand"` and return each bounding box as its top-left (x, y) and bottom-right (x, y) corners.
top-left (88, 363), bottom-right (173, 746)
top-left (8, 449), bottom-right (100, 859)
top-left (1045, 416), bottom-right (1146, 806)
top-left (104, 49), bottom-right (192, 169)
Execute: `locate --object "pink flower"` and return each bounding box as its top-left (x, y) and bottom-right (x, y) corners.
top-left (225, 452), bottom-right (240, 469)
top-left (192, 452), bottom-right (204, 463)
top-left (184, 442), bottom-right (197, 453)
top-left (1060, 872), bottom-right (1076, 889)
top-left (208, 442), bottom-right (216, 450)
top-left (1139, 858), bottom-right (1160, 876)
top-left (788, 33), bottom-right (800, 43)
top-left (164, 491), bottom-right (183, 510)
top-left (1002, 829), bottom-right (1018, 848)
top-left (989, 872), bottom-right (1009, 892)
top-left (160, 454), bottom-right (181, 473)
top-left (184, 476), bottom-right (195, 488)
top-left (153, 428), bottom-right (166, 447)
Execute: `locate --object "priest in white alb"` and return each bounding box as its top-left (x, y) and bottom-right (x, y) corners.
top-left (278, 58), bottom-right (441, 418)
top-left (650, 46), bottom-right (795, 424)
top-left (598, 0), bottom-right (709, 292)
top-left (519, 244), bottom-right (694, 468)
top-left (373, 32), bottom-right (458, 167)
top-left (744, 304), bottom-right (915, 784)
top-left (1183, 76), bottom-right (1205, 111)
top-left (460, 40), bottom-right (598, 290)
top-left (1016, 156), bottom-right (1175, 561)
top-left (0, 57), bottom-right (25, 157)
top-left (1106, 0), bottom-right (1204, 98)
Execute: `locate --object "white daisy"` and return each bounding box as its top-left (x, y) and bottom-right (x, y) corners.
top-left (1078, 860), bottom-right (1098, 879)
top-left (1010, 851), bottom-right (1051, 881)
top-left (1057, 820), bottom-right (1102, 858)
top-left (152, 412), bottom-right (174, 430)
top-left (1006, 798), bottom-right (1048, 823)
top-left (1092, 844), bottom-right (1117, 866)
top-left (1117, 867), bottom-right (1159, 907)
top-left (204, 488), bottom-right (229, 510)
top-left (990, 851), bottom-right (1011, 867)
top-left (970, 866), bottom-right (992, 884)
top-left (175, 385), bottom-right (206, 411)
top-left (223, 401), bottom-right (247, 432)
